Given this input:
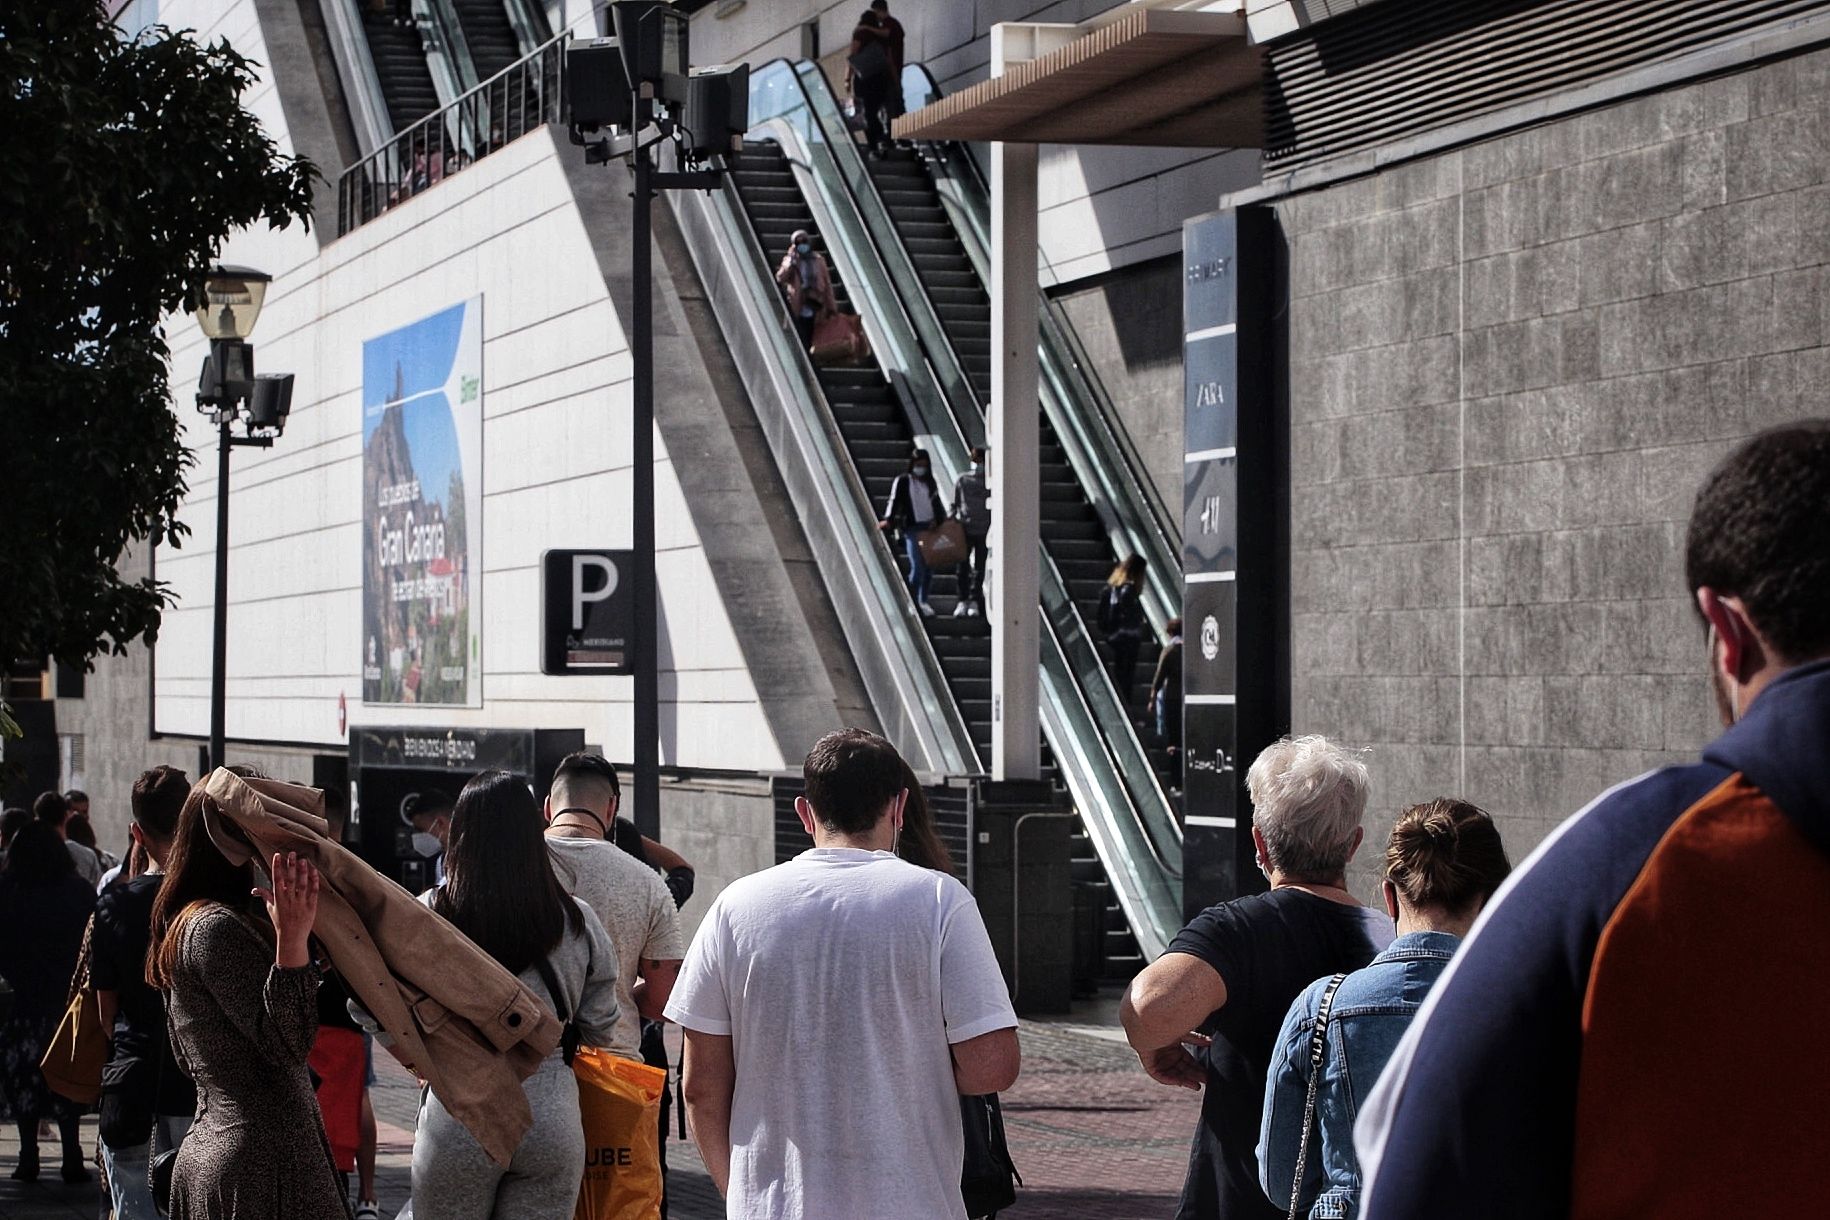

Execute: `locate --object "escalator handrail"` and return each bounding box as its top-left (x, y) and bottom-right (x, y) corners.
top-left (500, 0), bottom-right (551, 57)
top-left (900, 63), bottom-right (1184, 635)
top-left (755, 64), bottom-right (1184, 941)
top-left (414, 0), bottom-right (480, 106)
top-left (784, 64), bottom-right (1185, 848)
top-left (320, 0), bottom-right (397, 154)
top-left (670, 145), bottom-right (982, 779)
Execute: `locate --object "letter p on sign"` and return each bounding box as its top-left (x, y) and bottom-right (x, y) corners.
top-left (573, 554), bottom-right (618, 630)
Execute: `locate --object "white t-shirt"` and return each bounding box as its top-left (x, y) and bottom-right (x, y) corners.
top-left (546, 834), bottom-right (685, 1059)
top-left (665, 848), bottom-right (1016, 1220)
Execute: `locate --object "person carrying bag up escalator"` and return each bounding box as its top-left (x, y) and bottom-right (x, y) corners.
top-left (880, 448), bottom-right (948, 618)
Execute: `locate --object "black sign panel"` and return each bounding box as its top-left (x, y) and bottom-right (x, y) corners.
top-left (1183, 457), bottom-right (1239, 575)
top-left (1182, 580), bottom-right (1237, 698)
top-left (348, 725), bottom-right (534, 775)
top-left (1184, 333), bottom-right (1239, 457)
top-left (542, 549), bottom-right (635, 676)
top-left (1182, 206), bottom-right (1284, 919)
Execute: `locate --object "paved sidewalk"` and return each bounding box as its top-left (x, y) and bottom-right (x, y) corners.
top-left (1, 1002), bottom-right (1198, 1220)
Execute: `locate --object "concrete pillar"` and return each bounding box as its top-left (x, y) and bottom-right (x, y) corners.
top-left (989, 138), bottom-right (1040, 781)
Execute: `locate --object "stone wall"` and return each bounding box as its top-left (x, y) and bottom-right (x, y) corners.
top-left (1270, 48), bottom-right (1830, 895)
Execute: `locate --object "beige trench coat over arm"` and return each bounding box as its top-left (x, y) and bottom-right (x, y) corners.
top-left (199, 768), bottom-right (562, 1166)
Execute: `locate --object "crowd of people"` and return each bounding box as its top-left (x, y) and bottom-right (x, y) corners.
top-left (2, 421), bottom-right (1826, 1220)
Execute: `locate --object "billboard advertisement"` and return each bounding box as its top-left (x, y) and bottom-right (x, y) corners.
top-left (361, 299), bottom-right (483, 706)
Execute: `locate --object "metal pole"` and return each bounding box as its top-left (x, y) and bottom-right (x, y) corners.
top-left (210, 418), bottom-right (231, 771)
top-left (989, 138), bottom-right (1041, 781)
top-left (631, 140), bottom-right (660, 839)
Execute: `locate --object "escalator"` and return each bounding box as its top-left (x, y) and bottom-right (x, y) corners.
top-left (868, 149), bottom-right (1179, 794)
top-left (728, 145), bottom-right (997, 766)
top-left (692, 65), bottom-right (1184, 966)
top-left (449, 0), bottom-right (523, 78)
top-left (357, 5), bottom-right (441, 133)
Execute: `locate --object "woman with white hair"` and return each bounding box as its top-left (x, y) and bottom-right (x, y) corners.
top-left (1121, 735), bottom-right (1394, 1220)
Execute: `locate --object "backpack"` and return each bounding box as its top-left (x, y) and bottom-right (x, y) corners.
top-left (1096, 585), bottom-right (1121, 632)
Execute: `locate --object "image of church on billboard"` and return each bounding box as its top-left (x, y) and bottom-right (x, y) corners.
top-left (361, 298), bottom-right (483, 706)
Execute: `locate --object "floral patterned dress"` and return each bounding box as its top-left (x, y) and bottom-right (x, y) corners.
top-left (164, 904), bottom-right (350, 1220)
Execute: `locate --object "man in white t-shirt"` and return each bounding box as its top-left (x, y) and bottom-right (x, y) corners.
top-left (666, 729), bottom-right (1020, 1220)
top-left (542, 752), bottom-right (685, 1062)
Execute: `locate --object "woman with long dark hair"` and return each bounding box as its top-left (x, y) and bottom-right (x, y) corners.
top-left (147, 781), bottom-right (349, 1219)
top-left (412, 770), bottom-right (619, 1219)
top-left (1098, 553), bottom-right (1150, 706)
top-left (880, 447), bottom-right (948, 617)
top-left (893, 760), bottom-right (954, 876)
top-left (0, 822), bottom-right (95, 1181)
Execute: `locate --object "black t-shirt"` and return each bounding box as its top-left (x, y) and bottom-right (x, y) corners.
top-left (1167, 887), bottom-right (1392, 1220)
top-left (90, 873), bottom-right (196, 1118)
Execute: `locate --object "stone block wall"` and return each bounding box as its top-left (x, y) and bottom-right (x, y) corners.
top-left (1272, 48), bottom-right (1830, 894)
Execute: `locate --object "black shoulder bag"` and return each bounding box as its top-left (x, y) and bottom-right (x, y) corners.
top-left (1286, 973), bottom-right (1349, 1220)
top-left (961, 1092), bottom-right (1021, 1218)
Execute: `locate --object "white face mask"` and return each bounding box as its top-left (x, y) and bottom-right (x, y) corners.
top-left (912, 465), bottom-right (929, 477)
top-left (971, 462), bottom-right (983, 475)
top-left (410, 830), bottom-right (444, 859)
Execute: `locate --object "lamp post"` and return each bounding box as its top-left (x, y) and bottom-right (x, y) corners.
top-left (192, 265), bottom-right (293, 770)
top-left (567, 6), bottom-right (745, 836)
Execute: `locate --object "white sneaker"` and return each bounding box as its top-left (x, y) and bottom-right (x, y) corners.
top-left (354, 1204), bottom-right (381, 1220)
top-left (919, 601), bottom-right (937, 618)
top-left (966, 602), bottom-right (982, 617)
top-left (952, 601), bottom-right (971, 617)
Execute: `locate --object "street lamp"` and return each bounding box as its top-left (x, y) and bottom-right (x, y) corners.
top-left (193, 264), bottom-right (294, 769)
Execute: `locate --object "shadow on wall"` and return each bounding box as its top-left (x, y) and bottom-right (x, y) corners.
top-left (1051, 254), bottom-right (1186, 513)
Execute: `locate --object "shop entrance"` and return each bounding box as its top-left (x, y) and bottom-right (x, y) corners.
top-left (347, 726), bottom-right (585, 889)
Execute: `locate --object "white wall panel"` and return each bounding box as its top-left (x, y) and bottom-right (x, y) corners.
top-left (151, 0), bottom-right (786, 773)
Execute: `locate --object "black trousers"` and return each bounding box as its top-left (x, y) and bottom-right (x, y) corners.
top-left (855, 77), bottom-right (890, 151)
top-left (957, 535), bottom-right (988, 603)
top-left (793, 311), bottom-right (816, 353)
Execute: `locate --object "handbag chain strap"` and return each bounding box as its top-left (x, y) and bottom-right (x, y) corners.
top-left (68, 915), bottom-right (97, 1004)
top-left (1287, 972), bottom-right (1348, 1220)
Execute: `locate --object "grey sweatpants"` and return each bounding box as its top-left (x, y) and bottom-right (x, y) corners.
top-left (409, 1055), bottom-right (583, 1220)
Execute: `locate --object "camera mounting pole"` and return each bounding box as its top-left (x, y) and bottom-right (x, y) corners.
top-left (563, 3), bottom-right (746, 837)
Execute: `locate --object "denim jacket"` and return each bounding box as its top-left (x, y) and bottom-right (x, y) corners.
top-left (1257, 931), bottom-right (1461, 1220)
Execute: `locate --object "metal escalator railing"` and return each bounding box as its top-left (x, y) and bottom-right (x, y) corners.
top-left (336, 32), bottom-right (566, 236)
top-left (320, 0), bottom-right (395, 155)
top-left (668, 135), bottom-right (981, 779)
top-left (899, 65), bottom-right (1184, 635)
top-left (753, 60), bottom-right (1182, 957)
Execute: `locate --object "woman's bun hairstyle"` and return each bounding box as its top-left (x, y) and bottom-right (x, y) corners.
top-left (1384, 798), bottom-right (1511, 914)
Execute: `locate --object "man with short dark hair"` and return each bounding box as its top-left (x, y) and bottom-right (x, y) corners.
top-left (35, 789), bottom-right (101, 886)
top-left (668, 729), bottom-right (1019, 1218)
top-left (92, 766), bottom-right (197, 1220)
top-left (1358, 421), bottom-right (1830, 1218)
top-left (542, 753), bottom-right (684, 1062)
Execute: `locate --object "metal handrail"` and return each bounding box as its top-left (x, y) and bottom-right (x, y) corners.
top-left (668, 145), bottom-right (981, 777)
top-left (337, 31), bottom-right (568, 236)
top-left (319, 0), bottom-right (394, 156)
top-left (415, 0), bottom-right (478, 108)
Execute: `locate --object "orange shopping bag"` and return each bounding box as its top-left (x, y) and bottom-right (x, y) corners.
top-left (573, 1048), bottom-right (668, 1220)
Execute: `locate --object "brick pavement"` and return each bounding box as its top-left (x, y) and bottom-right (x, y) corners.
top-left (1, 1006), bottom-right (1199, 1220)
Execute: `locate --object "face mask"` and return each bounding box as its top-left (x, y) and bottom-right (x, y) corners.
top-left (913, 465), bottom-right (929, 477)
top-left (971, 462), bottom-right (983, 475)
top-left (410, 831), bottom-right (443, 859)
top-left (796, 242), bottom-right (811, 254)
